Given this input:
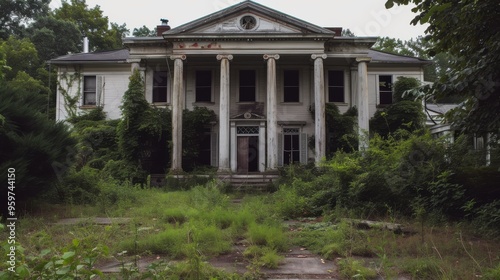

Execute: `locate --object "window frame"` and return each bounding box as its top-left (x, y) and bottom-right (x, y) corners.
top-left (282, 127), bottom-right (301, 165)
top-left (238, 69), bottom-right (257, 102)
top-left (152, 70), bottom-right (169, 104)
top-left (83, 75), bottom-right (97, 106)
top-left (327, 70), bottom-right (345, 103)
top-left (282, 69), bottom-right (300, 103)
top-left (195, 70), bottom-right (213, 103)
top-left (378, 74), bottom-right (393, 105)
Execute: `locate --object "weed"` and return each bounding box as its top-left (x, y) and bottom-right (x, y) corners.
top-left (247, 223), bottom-right (288, 252)
top-left (337, 258), bottom-right (378, 279)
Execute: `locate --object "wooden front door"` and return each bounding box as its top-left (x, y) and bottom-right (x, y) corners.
top-left (237, 136), bottom-right (259, 173)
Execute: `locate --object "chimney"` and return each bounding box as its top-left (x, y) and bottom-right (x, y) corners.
top-left (83, 37), bottom-right (89, 53)
top-left (156, 18), bottom-right (171, 36)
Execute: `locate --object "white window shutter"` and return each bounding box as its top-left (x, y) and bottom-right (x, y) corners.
top-left (277, 133), bottom-right (283, 167)
top-left (96, 75), bottom-right (105, 106)
top-left (300, 133), bottom-right (308, 164)
top-left (211, 131), bottom-right (218, 166)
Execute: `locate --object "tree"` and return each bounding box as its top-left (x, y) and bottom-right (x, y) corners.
top-left (385, 0), bottom-right (500, 133)
top-left (26, 16), bottom-right (81, 62)
top-left (0, 81), bottom-right (76, 208)
top-left (133, 25), bottom-right (157, 37)
top-left (0, 36), bottom-right (40, 81)
top-left (54, 0), bottom-right (128, 51)
top-left (0, 0), bottom-right (50, 39)
top-left (370, 77), bottom-right (426, 138)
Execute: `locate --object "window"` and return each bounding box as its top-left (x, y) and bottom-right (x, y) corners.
top-left (153, 71), bottom-right (168, 103)
top-left (196, 70), bottom-right (212, 102)
top-left (83, 76), bottom-right (96, 105)
top-left (379, 75), bottom-right (393, 105)
top-left (328, 70), bottom-right (344, 103)
top-left (283, 70), bottom-right (300, 102)
top-left (283, 128), bottom-right (300, 165)
top-left (239, 70), bottom-right (256, 102)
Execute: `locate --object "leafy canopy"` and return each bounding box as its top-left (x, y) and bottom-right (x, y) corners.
top-left (385, 0), bottom-right (500, 133)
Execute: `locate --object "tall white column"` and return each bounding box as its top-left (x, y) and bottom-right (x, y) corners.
top-left (312, 54), bottom-right (327, 164)
top-left (170, 55), bottom-right (186, 172)
top-left (264, 54), bottom-right (280, 170)
top-left (217, 54), bottom-right (233, 172)
top-left (356, 57), bottom-right (371, 151)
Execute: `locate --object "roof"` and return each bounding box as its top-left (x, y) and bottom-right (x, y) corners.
top-left (49, 49), bottom-right (129, 64)
top-left (163, 0), bottom-right (335, 39)
top-left (49, 48), bottom-right (429, 65)
top-left (368, 49), bottom-right (431, 64)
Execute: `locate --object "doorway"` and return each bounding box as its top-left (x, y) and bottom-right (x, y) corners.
top-left (237, 136), bottom-right (259, 173)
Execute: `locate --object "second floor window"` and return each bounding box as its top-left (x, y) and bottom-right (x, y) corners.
top-left (153, 71), bottom-right (168, 103)
top-left (283, 70), bottom-right (299, 102)
top-left (239, 70), bottom-right (256, 102)
top-left (196, 70), bottom-right (212, 102)
top-left (328, 70), bottom-right (344, 103)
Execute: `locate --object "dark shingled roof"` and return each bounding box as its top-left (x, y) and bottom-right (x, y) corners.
top-left (49, 49), bottom-right (129, 64)
top-left (368, 49), bottom-right (431, 64)
top-left (48, 47), bottom-right (430, 65)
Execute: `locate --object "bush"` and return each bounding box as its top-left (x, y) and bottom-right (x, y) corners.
top-left (247, 223), bottom-right (288, 252)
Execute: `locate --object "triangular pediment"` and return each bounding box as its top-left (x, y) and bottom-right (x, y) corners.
top-left (164, 0), bottom-right (334, 38)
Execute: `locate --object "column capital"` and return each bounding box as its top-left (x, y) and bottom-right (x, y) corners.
top-left (355, 57), bottom-right (372, 63)
top-left (263, 54), bottom-right (280, 60)
top-left (216, 54), bottom-right (233, 61)
top-left (126, 58), bottom-right (142, 64)
top-left (170, 54), bottom-right (186, 61)
top-left (311, 54), bottom-right (327, 60)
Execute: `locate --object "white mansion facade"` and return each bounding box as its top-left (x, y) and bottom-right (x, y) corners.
top-left (51, 1), bottom-right (429, 174)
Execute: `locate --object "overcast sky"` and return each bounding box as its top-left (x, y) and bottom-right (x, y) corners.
top-left (50, 0), bottom-right (428, 41)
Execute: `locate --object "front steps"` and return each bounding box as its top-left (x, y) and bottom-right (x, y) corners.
top-left (150, 173), bottom-right (279, 189)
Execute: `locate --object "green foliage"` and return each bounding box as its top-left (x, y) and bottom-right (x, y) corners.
top-left (117, 69), bottom-right (158, 181)
top-left (393, 76), bottom-right (421, 102)
top-left (246, 224), bottom-right (288, 252)
top-left (370, 101), bottom-right (425, 138)
top-left (243, 246), bottom-right (283, 269)
top-left (310, 103), bottom-right (358, 156)
top-left (26, 16), bottom-right (81, 62)
top-left (0, 36), bottom-right (40, 81)
top-left (53, 0), bottom-right (128, 51)
top-left (0, 0), bottom-right (50, 39)
top-left (182, 106), bottom-right (217, 171)
top-left (133, 25), bottom-right (157, 37)
top-left (337, 258), bottom-right (378, 279)
top-left (401, 257), bottom-right (443, 280)
top-left (0, 83), bottom-right (76, 203)
top-left (386, 0), bottom-right (500, 133)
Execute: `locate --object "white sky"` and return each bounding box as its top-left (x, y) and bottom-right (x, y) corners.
top-left (49, 0), bottom-right (428, 41)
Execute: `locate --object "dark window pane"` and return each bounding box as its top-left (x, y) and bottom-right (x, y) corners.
top-left (329, 87), bottom-right (344, 103)
top-left (196, 88), bottom-right (211, 102)
top-left (284, 87), bottom-right (299, 102)
top-left (153, 88), bottom-right (167, 103)
top-left (284, 135), bottom-right (292, 150)
top-left (328, 71), bottom-right (344, 103)
top-left (292, 151), bottom-right (300, 163)
top-left (196, 71), bottom-right (211, 86)
top-left (239, 87), bottom-right (255, 102)
top-left (153, 71), bottom-right (168, 103)
top-left (284, 151), bottom-right (291, 165)
top-left (328, 71), bottom-right (344, 86)
top-left (154, 71), bottom-right (168, 86)
top-left (239, 70), bottom-right (256, 102)
top-left (380, 92), bottom-right (393, 104)
top-left (284, 70), bottom-right (299, 102)
top-left (379, 75), bottom-right (392, 92)
top-left (240, 70), bottom-right (256, 86)
top-left (84, 76), bottom-right (96, 91)
top-left (379, 75), bottom-right (393, 104)
top-left (292, 134), bottom-right (299, 150)
top-left (284, 70), bottom-right (299, 86)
